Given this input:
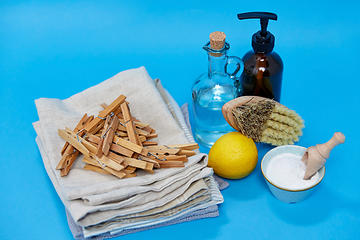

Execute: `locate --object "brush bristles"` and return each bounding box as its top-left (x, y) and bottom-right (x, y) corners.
top-left (232, 100), bottom-right (274, 142)
top-left (232, 99), bottom-right (304, 146)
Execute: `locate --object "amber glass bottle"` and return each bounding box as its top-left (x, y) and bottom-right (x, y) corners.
top-left (238, 12), bottom-right (283, 102)
top-left (241, 50), bottom-right (283, 101)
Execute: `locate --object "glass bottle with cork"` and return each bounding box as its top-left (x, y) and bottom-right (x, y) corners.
top-left (192, 31), bottom-right (244, 148)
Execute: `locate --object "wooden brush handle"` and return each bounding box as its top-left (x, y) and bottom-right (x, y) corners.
top-left (316, 132), bottom-right (345, 159)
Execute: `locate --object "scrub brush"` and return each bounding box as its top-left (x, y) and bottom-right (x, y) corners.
top-left (222, 96), bottom-right (304, 146)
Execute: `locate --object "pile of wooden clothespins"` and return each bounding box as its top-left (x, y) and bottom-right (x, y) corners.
top-left (56, 94), bottom-right (199, 178)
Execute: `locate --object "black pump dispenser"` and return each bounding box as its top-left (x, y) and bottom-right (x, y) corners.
top-left (237, 12), bottom-right (277, 53)
top-left (237, 11), bottom-right (283, 102)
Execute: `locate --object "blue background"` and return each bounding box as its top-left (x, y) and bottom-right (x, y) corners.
top-left (1, 1), bottom-right (359, 239)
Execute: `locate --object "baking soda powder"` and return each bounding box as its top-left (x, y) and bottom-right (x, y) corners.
top-left (266, 153), bottom-right (319, 190)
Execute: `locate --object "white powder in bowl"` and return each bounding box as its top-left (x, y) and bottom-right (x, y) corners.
top-left (266, 153), bottom-right (319, 190)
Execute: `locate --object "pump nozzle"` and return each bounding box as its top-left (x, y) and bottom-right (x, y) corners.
top-left (237, 12), bottom-right (278, 53)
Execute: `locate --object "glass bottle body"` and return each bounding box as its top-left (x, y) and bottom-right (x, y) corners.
top-left (192, 42), bottom-right (243, 148)
top-left (240, 50), bottom-right (283, 102)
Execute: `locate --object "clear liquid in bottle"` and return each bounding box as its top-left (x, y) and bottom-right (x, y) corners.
top-left (193, 84), bottom-right (237, 148)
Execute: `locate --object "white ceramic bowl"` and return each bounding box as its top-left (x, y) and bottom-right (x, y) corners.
top-left (261, 145), bottom-right (325, 203)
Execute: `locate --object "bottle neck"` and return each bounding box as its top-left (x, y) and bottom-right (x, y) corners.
top-left (208, 53), bottom-right (227, 76)
top-left (203, 41), bottom-right (230, 77)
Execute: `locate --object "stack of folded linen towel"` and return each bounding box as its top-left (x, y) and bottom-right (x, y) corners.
top-left (33, 67), bottom-right (227, 239)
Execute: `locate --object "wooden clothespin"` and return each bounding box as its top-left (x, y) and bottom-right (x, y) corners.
top-left (58, 129), bottom-right (90, 157)
top-left (60, 114), bottom-right (92, 156)
top-left (57, 113), bottom-right (91, 173)
top-left (57, 114), bottom-right (95, 176)
top-left (155, 160), bottom-right (185, 168)
top-left (110, 142), bottom-right (135, 158)
top-left (83, 164), bottom-right (111, 175)
top-left (123, 157), bottom-right (154, 172)
top-left (158, 143), bottom-right (199, 150)
top-left (145, 133), bottom-right (158, 139)
top-left (116, 123), bottom-right (127, 133)
top-left (146, 146), bottom-right (181, 155)
top-left (63, 127), bottom-right (97, 154)
top-left (90, 153), bottom-right (124, 171)
top-left (88, 134), bottom-right (135, 158)
top-left (121, 102), bottom-right (143, 146)
top-left (96, 115), bottom-right (111, 158)
top-left (84, 95), bottom-right (126, 134)
top-left (137, 155), bottom-right (161, 168)
top-left (153, 143), bottom-right (199, 157)
top-left (102, 115), bottom-right (119, 155)
top-left (107, 152), bottom-right (125, 165)
top-left (142, 141), bottom-right (158, 146)
top-left (157, 155), bottom-right (188, 162)
top-left (113, 135), bottom-right (148, 156)
top-left (135, 128), bottom-right (151, 136)
top-left (83, 155), bottom-right (127, 179)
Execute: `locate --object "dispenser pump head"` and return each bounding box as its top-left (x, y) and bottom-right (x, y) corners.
top-left (237, 12), bottom-right (278, 53)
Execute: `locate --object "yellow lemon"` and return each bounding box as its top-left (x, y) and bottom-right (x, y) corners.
top-left (208, 132), bottom-right (258, 179)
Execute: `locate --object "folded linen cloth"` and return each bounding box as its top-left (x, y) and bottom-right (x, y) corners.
top-left (65, 101), bottom-right (229, 239)
top-left (67, 205), bottom-right (219, 240)
top-left (34, 121), bottom-right (219, 229)
top-left (33, 67), bottom-right (228, 238)
top-left (35, 128), bottom-right (223, 238)
top-left (82, 178), bottom-right (216, 236)
top-left (83, 166), bottom-right (209, 206)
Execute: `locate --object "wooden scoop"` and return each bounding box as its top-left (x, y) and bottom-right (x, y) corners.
top-left (302, 132), bottom-right (345, 180)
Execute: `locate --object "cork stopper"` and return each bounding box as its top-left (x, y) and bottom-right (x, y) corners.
top-left (210, 31), bottom-right (226, 50)
top-left (209, 31), bottom-right (226, 57)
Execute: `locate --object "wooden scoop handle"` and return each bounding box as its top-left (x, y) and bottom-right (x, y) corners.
top-left (316, 132), bottom-right (345, 159)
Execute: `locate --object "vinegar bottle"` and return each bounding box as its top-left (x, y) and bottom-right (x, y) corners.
top-left (237, 12), bottom-right (283, 102)
top-left (191, 31), bottom-right (244, 148)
